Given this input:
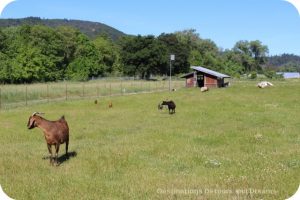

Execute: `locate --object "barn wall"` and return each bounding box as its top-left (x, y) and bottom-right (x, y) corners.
top-left (183, 71), bottom-right (229, 88)
top-left (186, 77), bottom-right (195, 87)
top-left (204, 75), bottom-right (218, 88)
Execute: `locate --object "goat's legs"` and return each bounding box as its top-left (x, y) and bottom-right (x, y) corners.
top-left (47, 144), bottom-right (53, 165)
top-left (54, 144), bottom-right (60, 166)
top-left (65, 140), bottom-right (69, 156)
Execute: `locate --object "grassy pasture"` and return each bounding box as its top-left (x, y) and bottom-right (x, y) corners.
top-left (0, 80), bottom-right (299, 199)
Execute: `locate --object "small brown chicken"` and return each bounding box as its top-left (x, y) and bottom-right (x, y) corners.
top-left (94, 100), bottom-right (98, 104)
top-left (108, 102), bottom-right (113, 108)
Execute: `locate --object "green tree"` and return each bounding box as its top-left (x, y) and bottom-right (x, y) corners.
top-left (28, 25), bottom-right (65, 81)
top-left (158, 33), bottom-right (190, 74)
top-left (221, 50), bottom-right (244, 77)
top-left (175, 29), bottom-right (222, 72)
top-left (0, 52), bottom-right (10, 83)
top-left (66, 34), bottom-right (105, 81)
top-left (93, 35), bottom-right (122, 75)
top-left (233, 40), bottom-right (268, 73)
top-left (249, 40), bottom-right (269, 72)
top-left (118, 35), bottom-right (168, 78)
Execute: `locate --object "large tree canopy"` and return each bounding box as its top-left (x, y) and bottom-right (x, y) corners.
top-left (233, 40), bottom-right (269, 73)
top-left (118, 35), bottom-right (168, 78)
top-left (0, 24), bottom-right (273, 84)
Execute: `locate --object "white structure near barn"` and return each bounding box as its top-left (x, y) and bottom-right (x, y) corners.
top-left (276, 72), bottom-right (300, 79)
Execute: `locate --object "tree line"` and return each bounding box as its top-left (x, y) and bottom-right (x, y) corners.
top-left (0, 25), bottom-right (274, 83)
top-left (266, 54), bottom-right (300, 72)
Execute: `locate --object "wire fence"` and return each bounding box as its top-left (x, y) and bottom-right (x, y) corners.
top-left (0, 78), bottom-right (185, 110)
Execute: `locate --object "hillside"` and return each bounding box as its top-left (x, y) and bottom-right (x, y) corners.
top-left (0, 17), bottom-right (126, 40)
top-left (267, 54), bottom-right (300, 67)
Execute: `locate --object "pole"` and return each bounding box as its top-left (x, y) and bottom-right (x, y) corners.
top-left (169, 59), bottom-right (171, 91)
top-left (169, 54), bottom-right (175, 92)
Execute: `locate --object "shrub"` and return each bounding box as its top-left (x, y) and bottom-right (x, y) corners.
top-left (249, 71), bottom-right (257, 79)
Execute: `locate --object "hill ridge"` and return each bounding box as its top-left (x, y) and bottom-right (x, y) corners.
top-left (0, 17), bottom-right (126, 40)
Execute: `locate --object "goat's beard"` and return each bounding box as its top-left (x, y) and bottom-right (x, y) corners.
top-left (28, 123), bottom-right (35, 129)
top-left (28, 125), bottom-right (35, 129)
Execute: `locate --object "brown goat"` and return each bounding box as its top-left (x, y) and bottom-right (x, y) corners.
top-left (27, 112), bottom-right (69, 165)
top-left (161, 100), bottom-right (176, 114)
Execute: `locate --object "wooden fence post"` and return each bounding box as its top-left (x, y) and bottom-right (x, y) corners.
top-left (0, 88), bottom-right (2, 110)
top-left (47, 84), bottom-right (49, 103)
top-left (25, 86), bottom-right (28, 106)
top-left (110, 83), bottom-right (112, 96)
top-left (82, 84), bottom-right (85, 98)
top-left (121, 80), bottom-right (123, 95)
top-left (65, 84), bottom-right (68, 100)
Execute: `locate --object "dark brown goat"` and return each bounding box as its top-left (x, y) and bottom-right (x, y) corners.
top-left (161, 100), bottom-right (176, 114)
top-left (27, 112), bottom-right (69, 165)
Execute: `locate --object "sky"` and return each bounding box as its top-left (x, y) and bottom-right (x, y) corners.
top-left (1, 0), bottom-right (300, 55)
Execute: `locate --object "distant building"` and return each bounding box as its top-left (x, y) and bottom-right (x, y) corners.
top-left (181, 66), bottom-right (230, 88)
top-left (276, 72), bottom-right (300, 79)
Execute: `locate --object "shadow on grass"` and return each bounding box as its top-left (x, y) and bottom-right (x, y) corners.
top-left (58, 151), bottom-right (77, 164)
top-left (42, 151), bottom-right (77, 166)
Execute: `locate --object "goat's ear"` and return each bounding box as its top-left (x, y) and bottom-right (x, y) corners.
top-left (27, 116), bottom-right (31, 127)
top-left (27, 116), bottom-right (35, 129)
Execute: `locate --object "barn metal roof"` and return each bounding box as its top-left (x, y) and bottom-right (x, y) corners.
top-left (180, 72), bottom-right (195, 78)
top-left (191, 66), bottom-right (231, 78)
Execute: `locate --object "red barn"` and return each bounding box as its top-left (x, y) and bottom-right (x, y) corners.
top-left (181, 66), bottom-right (230, 88)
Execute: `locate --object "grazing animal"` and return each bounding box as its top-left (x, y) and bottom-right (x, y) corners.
top-left (161, 100), bottom-right (176, 114)
top-left (94, 100), bottom-right (98, 104)
top-left (109, 102), bottom-right (113, 108)
top-left (257, 81), bottom-right (273, 88)
top-left (27, 112), bottom-right (69, 165)
top-left (200, 86), bottom-right (209, 92)
top-left (158, 103), bottom-right (163, 110)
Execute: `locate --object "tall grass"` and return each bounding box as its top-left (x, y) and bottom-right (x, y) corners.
top-left (0, 80), bottom-right (299, 199)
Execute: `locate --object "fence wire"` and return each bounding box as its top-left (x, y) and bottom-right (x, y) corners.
top-left (0, 79), bottom-right (185, 110)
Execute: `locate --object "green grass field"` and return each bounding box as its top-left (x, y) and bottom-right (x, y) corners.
top-left (0, 80), bottom-right (299, 199)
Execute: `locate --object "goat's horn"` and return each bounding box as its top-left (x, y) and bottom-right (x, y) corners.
top-left (31, 112), bottom-right (45, 116)
top-left (31, 112), bottom-right (38, 116)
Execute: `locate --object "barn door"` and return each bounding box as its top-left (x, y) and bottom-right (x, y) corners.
top-left (197, 74), bottom-right (204, 87)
